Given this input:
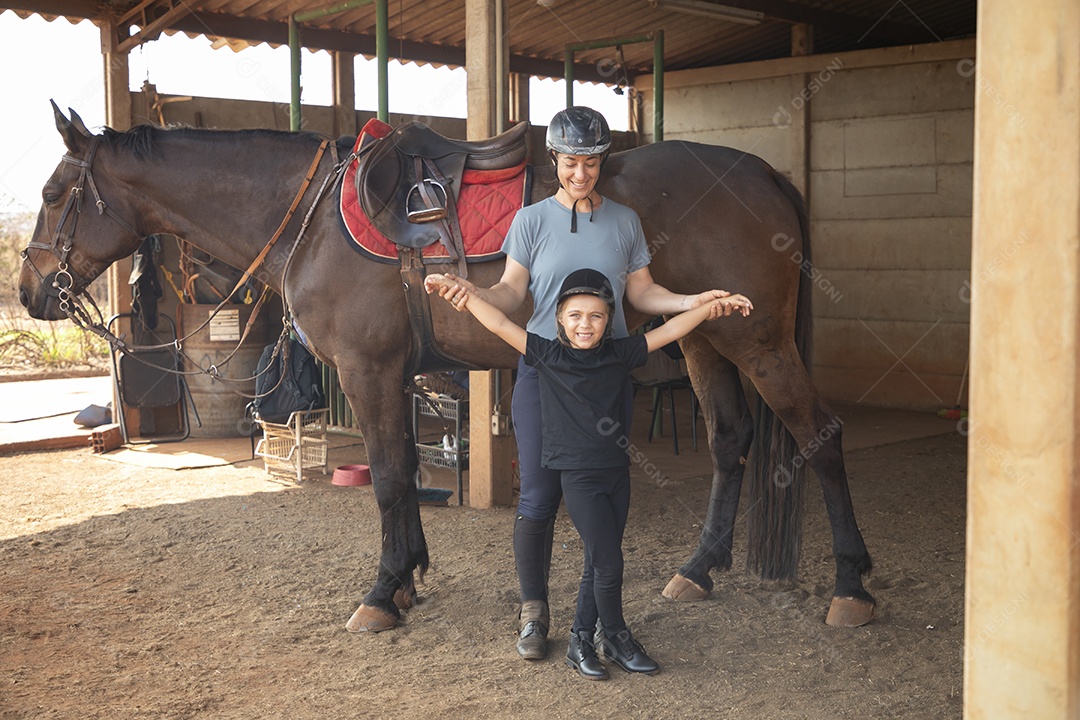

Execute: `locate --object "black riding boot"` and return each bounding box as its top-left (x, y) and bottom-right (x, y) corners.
top-left (514, 515), bottom-right (555, 659)
top-left (566, 630), bottom-right (609, 681)
top-left (601, 627), bottom-right (660, 675)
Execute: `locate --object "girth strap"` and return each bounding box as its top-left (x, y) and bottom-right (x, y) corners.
top-left (399, 247), bottom-right (482, 376)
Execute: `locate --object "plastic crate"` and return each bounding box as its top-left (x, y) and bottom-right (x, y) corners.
top-left (415, 395), bottom-right (464, 421)
top-left (256, 434), bottom-right (329, 479)
top-left (416, 442), bottom-right (468, 471)
top-left (258, 407), bottom-right (329, 438)
top-left (255, 408), bottom-right (330, 482)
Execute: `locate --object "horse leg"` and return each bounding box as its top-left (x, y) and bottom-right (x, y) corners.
top-left (745, 345), bottom-right (875, 627)
top-left (338, 363), bottom-right (429, 633)
top-left (662, 332), bottom-right (753, 601)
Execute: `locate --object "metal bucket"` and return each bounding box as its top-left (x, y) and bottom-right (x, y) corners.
top-left (180, 303), bottom-right (269, 438)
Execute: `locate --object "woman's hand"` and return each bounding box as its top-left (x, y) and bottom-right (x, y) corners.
top-left (708, 293), bottom-right (753, 318)
top-left (425, 272), bottom-right (475, 313)
top-left (679, 289), bottom-right (752, 319)
top-left (679, 289), bottom-right (734, 319)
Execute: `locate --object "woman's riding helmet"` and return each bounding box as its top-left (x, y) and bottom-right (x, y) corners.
top-left (545, 106), bottom-right (612, 159)
top-left (546, 107), bottom-right (612, 233)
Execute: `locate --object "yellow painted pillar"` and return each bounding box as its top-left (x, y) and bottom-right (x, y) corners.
top-left (465, 0), bottom-right (514, 508)
top-left (965, 1), bottom-right (1080, 717)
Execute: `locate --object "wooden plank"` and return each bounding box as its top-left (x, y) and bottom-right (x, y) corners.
top-left (965, 0), bottom-right (1080, 716)
top-left (636, 38), bottom-right (976, 90)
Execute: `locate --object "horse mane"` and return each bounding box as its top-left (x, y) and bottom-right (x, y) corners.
top-left (99, 123), bottom-right (325, 159)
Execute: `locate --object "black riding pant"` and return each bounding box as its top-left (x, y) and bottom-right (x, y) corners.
top-left (561, 465), bottom-right (631, 636)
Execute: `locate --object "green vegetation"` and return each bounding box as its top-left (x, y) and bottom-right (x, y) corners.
top-left (0, 212), bottom-right (109, 373)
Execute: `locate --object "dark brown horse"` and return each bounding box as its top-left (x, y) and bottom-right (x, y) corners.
top-left (20, 106), bottom-right (875, 632)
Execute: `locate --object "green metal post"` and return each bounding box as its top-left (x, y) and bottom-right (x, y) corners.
top-left (289, 16), bottom-right (301, 131)
top-left (653, 30), bottom-right (664, 142)
top-left (562, 33), bottom-right (660, 119)
top-left (566, 33), bottom-right (654, 52)
top-left (564, 50), bottom-right (574, 108)
top-left (289, 1), bottom-right (374, 132)
top-left (377, 0), bottom-right (389, 122)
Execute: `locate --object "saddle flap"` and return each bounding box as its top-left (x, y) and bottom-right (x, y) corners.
top-left (358, 143), bottom-right (467, 249)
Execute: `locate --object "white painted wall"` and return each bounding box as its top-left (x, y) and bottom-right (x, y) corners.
top-left (636, 41), bottom-right (976, 411)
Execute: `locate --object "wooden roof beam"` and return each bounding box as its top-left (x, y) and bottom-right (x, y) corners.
top-left (114, 0), bottom-right (194, 53)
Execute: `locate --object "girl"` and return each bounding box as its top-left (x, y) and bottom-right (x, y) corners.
top-left (426, 268), bottom-right (751, 680)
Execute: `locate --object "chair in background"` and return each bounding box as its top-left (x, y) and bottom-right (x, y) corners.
top-left (631, 338), bottom-right (698, 456)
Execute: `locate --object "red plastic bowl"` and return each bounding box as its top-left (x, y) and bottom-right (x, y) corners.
top-left (332, 464), bottom-right (371, 486)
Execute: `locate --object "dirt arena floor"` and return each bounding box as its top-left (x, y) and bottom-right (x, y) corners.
top-left (0, 403), bottom-right (966, 720)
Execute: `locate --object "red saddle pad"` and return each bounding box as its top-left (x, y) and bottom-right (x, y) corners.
top-left (339, 121), bottom-right (529, 264)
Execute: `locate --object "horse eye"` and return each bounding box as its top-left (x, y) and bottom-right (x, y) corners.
top-left (42, 189), bottom-right (61, 205)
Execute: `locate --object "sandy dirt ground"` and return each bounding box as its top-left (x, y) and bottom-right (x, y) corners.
top-left (0, 413), bottom-right (966, 720)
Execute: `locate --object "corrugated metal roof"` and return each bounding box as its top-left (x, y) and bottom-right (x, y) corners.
top-left (4, 1), bottom-right (976, 81)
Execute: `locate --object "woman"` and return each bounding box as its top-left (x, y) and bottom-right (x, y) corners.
top-left (431, 106), bottom-right (736, 661)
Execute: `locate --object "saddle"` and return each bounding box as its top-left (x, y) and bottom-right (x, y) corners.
top-left (343, 118), bottom-right (533, 376)
top-left (357, 119), bottom-right (530, 276)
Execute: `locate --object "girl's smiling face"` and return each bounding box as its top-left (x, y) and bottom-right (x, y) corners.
top-left (557, 294), bottom-right (610, 350)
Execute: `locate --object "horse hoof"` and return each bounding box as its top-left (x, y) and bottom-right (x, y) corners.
top-left (825, 596), bottom-right (875, 627)
top-left (345, 604), bottom-right (398, 633)
top-left (393, 583), bottom-right (416, 610)
top-left (662, 573), bottom-right (710, 602)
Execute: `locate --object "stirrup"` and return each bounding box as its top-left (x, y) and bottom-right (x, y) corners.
top-left (406, 179), bottom-right (448, 222)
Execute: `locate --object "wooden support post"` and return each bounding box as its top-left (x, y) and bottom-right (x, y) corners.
top-left (332, 51), bottom-right (357, 139)
top-left (101, 21), bottom-right (134, 430)
top-left (509, 72), bottom-right (530, 125)
top-left (965, 1), bottom-right (1080, 716)
top-left (100, 21), bottom-right (133, 320)
top-left (788, 23), bottom-right (812, 200)
top-left (465, 0), bottom-right (514, 508)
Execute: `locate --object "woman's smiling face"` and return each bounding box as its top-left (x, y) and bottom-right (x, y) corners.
top-left (554, 152), bottom-right (602, 206)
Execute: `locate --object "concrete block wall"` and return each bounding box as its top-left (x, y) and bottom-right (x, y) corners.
top-left (635, 41), bottom-right (975, 411)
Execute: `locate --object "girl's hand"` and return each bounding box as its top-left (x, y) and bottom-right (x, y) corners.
top-left (680, 289), bottom-right (742, 320)
top-left (425, 272), bottom-right (474, 313)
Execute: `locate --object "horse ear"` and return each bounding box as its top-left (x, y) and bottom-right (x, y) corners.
top-left (51, 100), bottom-right (90, 153)
top-left (68, 108), bottom-right (93, 138)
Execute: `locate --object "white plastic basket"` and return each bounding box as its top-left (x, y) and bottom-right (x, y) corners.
top-left (255, 408), bottom-right (330, 482)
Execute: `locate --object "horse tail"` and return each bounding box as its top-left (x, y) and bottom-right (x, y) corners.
top-left (744, 169), bottom-right (813, 580)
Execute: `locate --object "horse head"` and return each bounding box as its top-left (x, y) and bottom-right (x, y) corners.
top-left (19, 102), bottom-right (147, 321)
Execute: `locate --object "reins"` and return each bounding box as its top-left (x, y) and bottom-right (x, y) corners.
top-left (22, 133), bottom-right (347, 398)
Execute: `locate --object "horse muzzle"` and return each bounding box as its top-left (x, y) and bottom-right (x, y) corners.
top-left (18, 268), bottom-right (68, 321)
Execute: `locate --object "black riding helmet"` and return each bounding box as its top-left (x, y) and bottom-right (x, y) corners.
top-left (546, 107), bottom-right (612, 233)
top-left (546, 106), bottom-right (612, 157)
top-left (555, 268), bottom-right (616, 347)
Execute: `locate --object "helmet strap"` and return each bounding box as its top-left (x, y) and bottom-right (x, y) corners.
top-left (568, 196), bottom-right (595, 234)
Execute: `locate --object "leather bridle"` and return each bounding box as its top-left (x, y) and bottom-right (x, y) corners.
top-left (19, 133), bottom-right (340, 398)
top-left (21, 136), bottom-right (141, 333)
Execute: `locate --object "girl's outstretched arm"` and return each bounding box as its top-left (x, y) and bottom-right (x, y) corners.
top-left (425, 274), bottom-right (528, 354)
top-left (643, 294), bottom-right (753, 353)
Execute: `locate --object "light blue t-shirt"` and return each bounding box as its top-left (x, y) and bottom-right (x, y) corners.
top-left (501, 195), bottom-right (651, 340)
